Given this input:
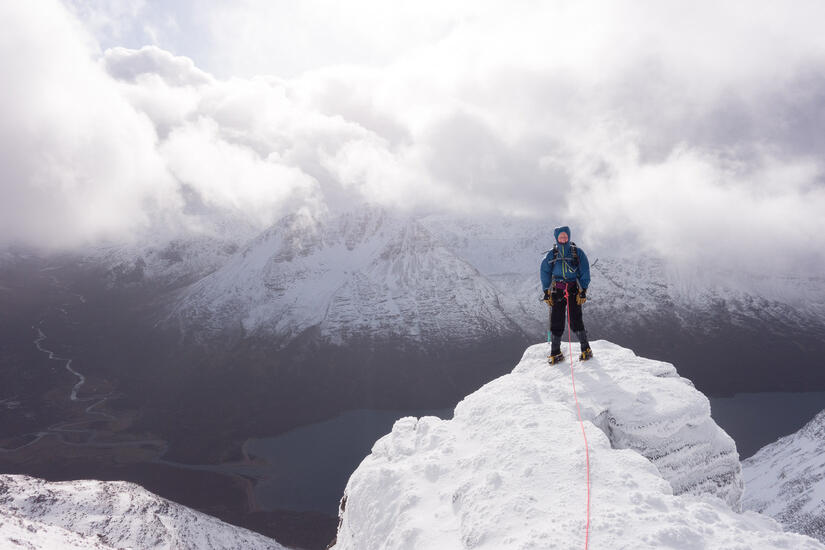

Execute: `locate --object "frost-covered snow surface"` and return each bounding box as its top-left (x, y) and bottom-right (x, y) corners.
top-left (0, 474), bottom-right (286, 550)
top-left (332, 341), bottom-right (824, 550)
top-left (743, 409), bottom-right (825, 543)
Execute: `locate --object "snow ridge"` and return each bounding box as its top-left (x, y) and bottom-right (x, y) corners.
top-left (331, 341), bottom-right (822, 549)
top-left (0, 475), bottom-right (285, 550)
top-left (743, 408), bottom-right (825, 543)
top-left (581, 344), bottom-right (743, 509)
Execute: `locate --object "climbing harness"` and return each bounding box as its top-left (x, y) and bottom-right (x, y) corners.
top-left (547, 242), bottom-right (580, 286)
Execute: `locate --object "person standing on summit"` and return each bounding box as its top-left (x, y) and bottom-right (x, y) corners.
top-left (541, 226), bottom-right (592, 364)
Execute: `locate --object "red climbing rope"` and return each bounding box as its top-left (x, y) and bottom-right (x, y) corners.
top-left (565, 286), bottom-right (591, 550)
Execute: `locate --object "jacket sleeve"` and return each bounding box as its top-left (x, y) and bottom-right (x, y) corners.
top-left (540, 254), bottom-right (552, 291)
top-left (577, 249), bottom-right (591, 290)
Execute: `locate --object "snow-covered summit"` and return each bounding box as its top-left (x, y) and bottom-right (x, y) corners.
top-left (331, 341), bottom-right (823, 549)
top-left (0, 474), bottom-right (286, 550)
top-left (743, 408), bottom-right (825, 543)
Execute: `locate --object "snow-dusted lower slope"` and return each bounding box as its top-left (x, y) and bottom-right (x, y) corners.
top-left (0, 475), bottom-right (286, 550)
top-left (743, 409), bottom-right (825, 543)
top-left (331, 341), bottom-right (823, 549)
top-left (0, 512), bottom-right (113, 550)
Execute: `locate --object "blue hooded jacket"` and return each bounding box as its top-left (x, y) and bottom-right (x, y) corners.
top-left (540, 225), bottom-right (591, 291)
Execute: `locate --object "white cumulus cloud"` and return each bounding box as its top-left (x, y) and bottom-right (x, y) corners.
top-left (2, 0), bottom-right (825, 274)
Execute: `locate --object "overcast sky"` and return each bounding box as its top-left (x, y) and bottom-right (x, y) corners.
top-left (2, 1), bottom-right (825, 272)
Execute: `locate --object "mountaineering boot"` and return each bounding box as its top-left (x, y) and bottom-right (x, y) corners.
top-left (548, 334), bottom-right (564, 364)
top-left (576, 330), bottom-right (593, 361)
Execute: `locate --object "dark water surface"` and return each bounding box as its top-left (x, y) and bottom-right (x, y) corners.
top-left (241, 393), bottom-right (825, 516)
top-left (709, 392), bottom-right (825, 459)
top-left (245, 408), bottom-right (452, 515)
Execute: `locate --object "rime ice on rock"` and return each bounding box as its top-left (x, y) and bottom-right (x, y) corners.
top-left (330, 341), bottom-right (824, 550)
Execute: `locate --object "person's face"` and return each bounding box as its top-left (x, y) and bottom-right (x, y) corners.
top-left (557, 232), bottom-right (569, 243)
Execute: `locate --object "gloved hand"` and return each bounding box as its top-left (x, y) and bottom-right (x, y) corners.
top-left (542, 288), bottom-right (553, 305)
top-left (576, 289), bottom-right (587, 305)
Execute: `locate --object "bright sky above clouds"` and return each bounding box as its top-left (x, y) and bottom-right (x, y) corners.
top-left (2, 1), bottom-right (825, 271)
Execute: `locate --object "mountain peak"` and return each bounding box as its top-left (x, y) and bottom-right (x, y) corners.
top-left (330, 341), bottom-right (823, 549)
top-left (168, 207), bottom-right (522, 346)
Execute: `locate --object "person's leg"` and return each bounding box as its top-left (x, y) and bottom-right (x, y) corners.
top-left (568, 287), bottom-right (591, 353)
top-left (550, 289), bottom-right (566, 356)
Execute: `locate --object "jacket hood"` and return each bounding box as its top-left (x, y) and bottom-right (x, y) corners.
top-left (554, 226), bottom-right (571, 243)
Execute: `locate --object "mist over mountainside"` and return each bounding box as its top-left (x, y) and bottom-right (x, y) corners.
top-left (165, 207), bottom-right (526, 347)
top-left (428, 215), bottom-right (825, 395)
top-left (141, 205), bottom-right (825, 396)
top-left (3, 206), bottom-right (825, 549)
top-left (4, 205), bottom-right (824, 456)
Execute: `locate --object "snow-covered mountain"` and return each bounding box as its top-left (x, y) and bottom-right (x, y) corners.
top-left (35, 203), bottom-right (817, 410)
top-left (167, 207), bottom-right (525, 346)
top-left (329, 340), bottom-right (823, 549)
top-left (743, 408), bottom-right (825, 543)
top-left (161, 207), bottom-right (825, 348)
top-left (420, 214), bottom-right (825, 336)
top-left (0, 474), bottom-right (287, 550)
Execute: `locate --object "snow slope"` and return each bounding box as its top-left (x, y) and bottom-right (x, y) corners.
top-left (0, 474), bottom-right (286, 550)
top-left (169, 207), bottom-right (524, 346)
top-left (331, 341), bottom-right (823, 550)
top-left (743, 409), bottom-right (825, 543)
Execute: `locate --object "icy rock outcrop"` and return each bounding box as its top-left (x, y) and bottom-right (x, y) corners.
top-left (743, 409), bottom-right (825, 542)
top-left (331, 341), bottom-right (824, 550)
top-left (0, 474), bottom-right (285, 550)
top-left (575, 343), bottom-right (743, 509)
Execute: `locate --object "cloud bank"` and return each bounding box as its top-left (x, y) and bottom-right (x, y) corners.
top-left (2, 0), bottom-right (825, 272)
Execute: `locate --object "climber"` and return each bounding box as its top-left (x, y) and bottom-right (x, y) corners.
top-left (540, 225), bottom-right (592, 364)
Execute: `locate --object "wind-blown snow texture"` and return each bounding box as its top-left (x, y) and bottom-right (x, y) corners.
top-left (743, 408), bottom-right (825, 543)
top-left (332, 341), bottom-right (823, 550)
top-left (0, 474), bottom-right (286, 550)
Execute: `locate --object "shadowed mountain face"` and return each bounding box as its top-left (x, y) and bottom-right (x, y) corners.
top-left (2, 208), bottom-right (825, 549)
top-left (165, 207), bottom-right (527, 349)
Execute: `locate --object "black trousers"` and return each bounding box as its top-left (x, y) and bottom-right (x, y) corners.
top-left (550, 283), bottom-right (585, 336)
